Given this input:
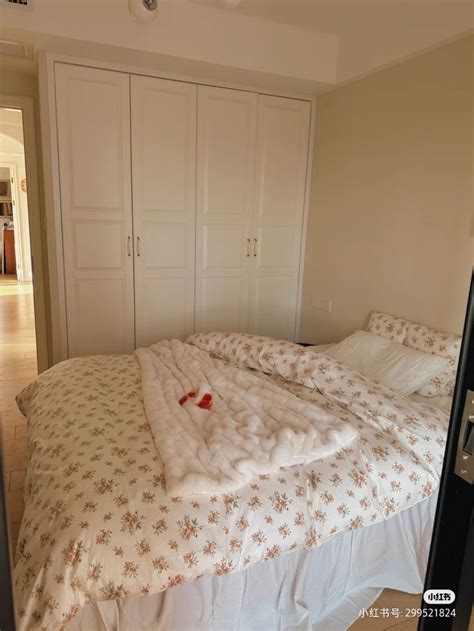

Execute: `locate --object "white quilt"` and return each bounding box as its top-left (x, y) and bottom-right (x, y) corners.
top-left (136, 340), bottom-right (357, 495)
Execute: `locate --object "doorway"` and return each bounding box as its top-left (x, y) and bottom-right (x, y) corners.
top-left (0, 94), bottom-right (48, 376)
top-left (0, 108), bottom-right (33, 283)
top-left (0, 107), bottom-right (36, 377)
top-left (0, 102), bottom-right (42, 553)
top-left (0, 106), bottom-right (37, 378)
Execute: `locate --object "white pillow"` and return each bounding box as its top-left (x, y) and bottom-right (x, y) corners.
top-left (324, 330), bottom-right (449, 395)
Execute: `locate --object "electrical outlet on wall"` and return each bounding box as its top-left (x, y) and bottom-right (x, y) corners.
top-left (312, 297), bottom-right (332, 312)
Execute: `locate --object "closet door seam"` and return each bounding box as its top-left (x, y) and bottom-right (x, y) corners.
top-left (129, 73), bottom-right (137, 350)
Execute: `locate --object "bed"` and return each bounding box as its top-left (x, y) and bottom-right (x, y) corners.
top-left (12, 316), bottom-right (460, 631)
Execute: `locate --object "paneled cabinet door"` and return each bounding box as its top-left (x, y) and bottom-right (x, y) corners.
top-left (55, 64), bottom-right (135, 357)
top-left (195, 86), bottom-right (258, 333)
top-left (131, 76), bottom-right (197, 347)
top-left (249, 95), bottom-right (311, 341)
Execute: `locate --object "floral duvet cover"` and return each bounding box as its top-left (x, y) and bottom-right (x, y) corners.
top-left (14, 334), bottom-right (448, 630)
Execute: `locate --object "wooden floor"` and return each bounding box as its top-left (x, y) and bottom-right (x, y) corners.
top-left (350, 590), bottom-right (420, 630)
top-left (0, 275), bottom-right (432, 629)
top-left (0, 275), bottom-right (37, 554)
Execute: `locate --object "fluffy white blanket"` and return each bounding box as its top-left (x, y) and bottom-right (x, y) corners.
top-left (136, 340), bottom-right (357, 495)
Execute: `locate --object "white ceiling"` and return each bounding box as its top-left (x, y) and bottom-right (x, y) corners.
top-left (0, 0), bottom-right (472, 93)
top-left (194, 0), bottom-right (472, 36)
top-left (194, 0), bottom-right (474, 82)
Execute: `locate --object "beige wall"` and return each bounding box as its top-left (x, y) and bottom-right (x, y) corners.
top-left (299, 35), bottom-right (473, 344)
top-left (0, 64), bottom-right (36, 98)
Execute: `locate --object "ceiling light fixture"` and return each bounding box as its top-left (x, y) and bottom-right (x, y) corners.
top-left (129, 0), bottom-right (158, 22)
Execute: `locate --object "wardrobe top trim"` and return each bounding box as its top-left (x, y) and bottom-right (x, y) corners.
top-left (42, 52), bottom-right (314, 104)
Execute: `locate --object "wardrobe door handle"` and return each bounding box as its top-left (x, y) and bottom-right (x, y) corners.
top-left (246, 238), bottom-right (250, 257)
top-left (253, 238), bottom-right (257, 257)
top-left (136, 236), bottom-right (141, 257)
top-left (127, 236), bottom-right (131, 257)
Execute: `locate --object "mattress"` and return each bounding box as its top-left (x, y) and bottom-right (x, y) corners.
top-left (13, 343), bottom-right (448, 630)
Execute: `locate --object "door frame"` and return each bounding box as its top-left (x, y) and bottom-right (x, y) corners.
top-left (0, 94), bottom-right (49, 373)
top-left (419, 272), bottom-right (474, 630)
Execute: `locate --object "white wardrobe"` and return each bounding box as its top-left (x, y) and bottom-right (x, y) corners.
top-left (52, 62), bottom-right (311, 358)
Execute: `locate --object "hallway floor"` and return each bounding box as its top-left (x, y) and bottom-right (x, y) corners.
top-left (0, 275), bottom-right (37, 553)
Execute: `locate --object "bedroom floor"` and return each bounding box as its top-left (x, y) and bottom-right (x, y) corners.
top-left (0, 279), bottom-right (427, 630)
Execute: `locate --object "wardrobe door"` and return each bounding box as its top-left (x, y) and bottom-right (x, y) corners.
top-left (55, 64), bottom-right (135, 357)
top-left (195, 86), bottom-right (257, 333)
top-left (249, 95), bottom-right (311, 341)
top-left (131, 76), bottom-right (197, 347)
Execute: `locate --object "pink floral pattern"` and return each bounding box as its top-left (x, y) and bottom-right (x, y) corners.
top-left (14, 341), bottom-right (448, 630)
top-left (366, 312), bottom-right (409, 343)
top-left (187, 332), bottom-right (307, 373)
top-left (405, 322), bottom-right (461, 397)
top-left (366, 313), bottom-right (461, 397)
